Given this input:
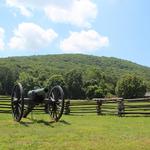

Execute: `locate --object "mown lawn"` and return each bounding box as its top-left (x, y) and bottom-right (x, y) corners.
top-left (0, 113), bottom-right (150, 150)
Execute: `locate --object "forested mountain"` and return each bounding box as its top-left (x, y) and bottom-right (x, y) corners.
top-left (0, 54), bottom-right (150, 80)
top-left (0, 54), bottom-right (150, 97)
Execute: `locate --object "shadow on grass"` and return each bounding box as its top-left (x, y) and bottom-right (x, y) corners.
top-left (19, 118), bottom-right (71, 127)
top-left (59, 120), bottom-right (71, 125)
top-left (19, 119), bottom-right (54, 127)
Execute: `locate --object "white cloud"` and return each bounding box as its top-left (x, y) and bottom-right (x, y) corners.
top-left (60, 30), bottom-right (109, 53)
top-left (45, 0), bottom-right (97, 27)
top-left (0, 27), bottom-right (5, 50)
top-left (6, 0), bottom-right (32, 17)
top-left (6, 0), bottom-right (97, 27)
top-left (8, 23), bottom-right (58, 50)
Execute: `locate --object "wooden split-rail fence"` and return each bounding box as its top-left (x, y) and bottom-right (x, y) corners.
top-left (0, 96), bottom-right (48, 114)
top-left (0, 96), bottom-right (11, 113)
top-left (64, 98), bottom-right (150, 116)
top-left (0, 96), bottom-right (150, 116)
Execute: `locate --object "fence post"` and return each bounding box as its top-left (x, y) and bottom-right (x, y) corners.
top-left (64, 100), bottom-right (70, 115)
top-left (96, 100), bottom-right (102, 115)
top-left (118, 98), bottom-right (124, 117)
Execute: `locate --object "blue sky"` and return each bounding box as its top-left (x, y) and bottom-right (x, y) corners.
top-left (0, 0), bottom-right (150, 67)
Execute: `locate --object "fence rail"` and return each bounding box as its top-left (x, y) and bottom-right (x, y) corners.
top-left (64, 98), bottom-right (150, 116)
top-left (0, 96), bottom-right (11, 112)
top-left (122, 98), bottom-right (150, 116)
top-left (0, 96), bottom-right (150, 116)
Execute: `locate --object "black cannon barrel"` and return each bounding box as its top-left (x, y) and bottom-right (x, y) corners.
top-left (28, 87), bottom-right (48, 103)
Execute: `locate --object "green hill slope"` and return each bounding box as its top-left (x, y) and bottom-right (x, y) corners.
top-left (0, 54), bottom-right (150, 90)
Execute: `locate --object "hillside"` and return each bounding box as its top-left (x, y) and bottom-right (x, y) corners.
top-left (0, 54), bottom-right (150, 80)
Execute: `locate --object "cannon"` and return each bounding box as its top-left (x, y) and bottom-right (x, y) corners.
top-left (11, 83), bottom-right (65, 122)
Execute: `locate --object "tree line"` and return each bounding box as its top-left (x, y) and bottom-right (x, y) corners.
top-left (0, 65), bottom-right (147, 99)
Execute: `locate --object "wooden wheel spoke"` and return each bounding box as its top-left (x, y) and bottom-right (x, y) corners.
top-left (54, 110), bottom-right (58, 119)
top-left (52, 93), bottom-right (55, 99)
top-left (52, 111), bottom-right (55, 118)
top-left (17, 105), bottom-right (22, 115)
top-left (14, 106), bottom-right (19, 117)
top-left (56, 101), bottom-right (62, 106)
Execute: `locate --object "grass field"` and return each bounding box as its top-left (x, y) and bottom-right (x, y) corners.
top-left (0, 113), bottom-right (150, 150)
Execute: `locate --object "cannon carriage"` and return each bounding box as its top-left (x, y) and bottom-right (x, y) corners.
top-left (11, 83), bottom-right (65, 122)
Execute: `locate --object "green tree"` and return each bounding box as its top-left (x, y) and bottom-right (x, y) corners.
top-left (84, 68), bottom-right (103, 83)
top-left (18, 72), bottom-right (37, 95)
top-left (45, 74), bottom-right (67, 98)
top-left (65, 69), bottom-right (85, 99)
top-left (115, 74), bottom-right (147, 98)
top-left (46, 75), bottom-right (65, 88)
top-left (86, 85), bottom-right (105, 99)
top-left (95, 87), bottom-right (105, 98)
top-left (0, 66), bottom-right (17, 95)
top-left (84, 69), bottom-right (111, 98)
top-left (37, 71), bottom-right (50, 87)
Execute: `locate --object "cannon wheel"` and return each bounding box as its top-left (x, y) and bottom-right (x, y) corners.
top-left (11, 83), bottom-right (24, 122)
top-left (48, 86), bottom-right (64, 122)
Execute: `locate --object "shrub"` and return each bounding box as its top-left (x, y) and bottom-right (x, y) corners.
top-left (86, 85), bottom-right (105, 99)
top-left (115, 74), bottom-right (146, 98)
